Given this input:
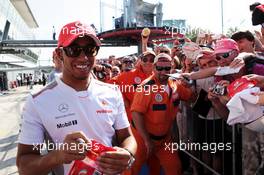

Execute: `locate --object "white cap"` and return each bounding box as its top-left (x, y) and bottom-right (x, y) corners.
top-left (154, 53), bottom-right (172, 64)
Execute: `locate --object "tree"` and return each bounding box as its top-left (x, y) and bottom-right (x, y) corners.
top-left (226, 27), bottom-right (239, 38)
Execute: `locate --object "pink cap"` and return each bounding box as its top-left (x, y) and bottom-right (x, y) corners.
top-left (57, 21), bottom-right (101, 48)
top-left (214, 39), bottom-right (239, 54)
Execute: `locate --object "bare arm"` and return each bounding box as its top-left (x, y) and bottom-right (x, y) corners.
top-left (132, 111), bottom-right (154, 157)
top-left (182, 67), bottom-right (218, 80)
top-left (116, 127), bottom-right (137, 156)
top-left (132, 112), bottom-right (149, 142)
top-left (17, 131), bottom-right (89, 175)
top-left (141, 35), bottom-right (149, 53)
top-left (17, 144), bottom-right (60, 175)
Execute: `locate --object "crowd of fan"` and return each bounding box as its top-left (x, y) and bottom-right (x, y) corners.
top-left (48, 3), bottom-right (264, 175)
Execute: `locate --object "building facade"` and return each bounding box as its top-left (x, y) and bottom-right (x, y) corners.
top-left (0, 0), bottom-right (39, 90)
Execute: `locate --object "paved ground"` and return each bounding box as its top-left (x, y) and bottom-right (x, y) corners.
top-left (0, 85), bottom-right (43, 175)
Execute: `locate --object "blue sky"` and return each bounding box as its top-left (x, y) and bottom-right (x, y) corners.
top-left (26, 0), bottom-right (263, 65)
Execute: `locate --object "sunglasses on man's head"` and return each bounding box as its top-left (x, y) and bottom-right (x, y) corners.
top-left (142, 56), bottom-right (155, 63)
top-left (156, 66), bottom-right (171, 71)
top-left (62, 45), bottom-right (99, 57)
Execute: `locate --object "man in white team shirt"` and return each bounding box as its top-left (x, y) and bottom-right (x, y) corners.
top-left (16, 21), bottom-right (137, 175)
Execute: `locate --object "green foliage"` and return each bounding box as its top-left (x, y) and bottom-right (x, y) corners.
top-left (226, 27), bottom-right (239, 38)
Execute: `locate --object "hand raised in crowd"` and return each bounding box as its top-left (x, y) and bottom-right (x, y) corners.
top-left (141, 33), bottom-right (149, 44)
top-left (243, 74), bottom-right (264, 88)
top-left (96, 147), bottom-right (132, 174)
top-left (55, 131), bottom-right (90, 164)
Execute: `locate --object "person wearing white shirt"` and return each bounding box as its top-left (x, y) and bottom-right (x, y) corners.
top-left (16, 21), bottom-right (137, 175)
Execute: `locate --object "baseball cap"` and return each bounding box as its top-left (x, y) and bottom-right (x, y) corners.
top-left (214, 39), bottom-right (239, 54)
top-left (142, 50), bottom-right (156, 57)
top-left (182, 42), bottom-right (201, 61)
top-left (154, 53), bottom-right (172, 64)
top-left (196, 47), bottom-right (215, 60)
top-left (57, 21), bottom-right (101, 48)
top-left (158, 45), bottom-right (171, 54)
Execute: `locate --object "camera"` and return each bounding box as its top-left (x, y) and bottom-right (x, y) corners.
top-left (93, 66), bottom-right (106, 80)
top-left (212, 84), bottom-right (226, 96)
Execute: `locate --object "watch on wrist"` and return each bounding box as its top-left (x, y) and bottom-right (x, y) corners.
top-left (124, 148), bottom-right (135, 169)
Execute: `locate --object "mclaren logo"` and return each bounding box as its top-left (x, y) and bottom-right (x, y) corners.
top-left (57, 120), bottom-right (77, 129)
top-left (58, 103), bottom-right (69, 113)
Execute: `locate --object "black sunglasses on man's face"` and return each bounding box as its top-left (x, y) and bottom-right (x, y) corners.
top-left (62, 45), bottom-right (99, 57)
top-left (155, 66), bottom-right (171, 71)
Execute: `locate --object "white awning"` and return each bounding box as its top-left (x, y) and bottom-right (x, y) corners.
top-left (10, 0), bottom-right (38, 28)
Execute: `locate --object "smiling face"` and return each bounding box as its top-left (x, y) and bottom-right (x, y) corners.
top-left (216, 50), bottom-right (239, 67)
top-left (61, 36), bottom-right (96, 83)
top-left (140, 54), bottom-right (155, 73)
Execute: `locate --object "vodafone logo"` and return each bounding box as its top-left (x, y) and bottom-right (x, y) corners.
top-left (96, 109), bottom-right (113, 114)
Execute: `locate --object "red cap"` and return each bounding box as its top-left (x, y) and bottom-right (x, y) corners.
top-left (57, 21), bottom-right (101, 48)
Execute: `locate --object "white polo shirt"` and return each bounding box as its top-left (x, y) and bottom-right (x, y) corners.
top-left (19, 77), bottom-right (130, 174)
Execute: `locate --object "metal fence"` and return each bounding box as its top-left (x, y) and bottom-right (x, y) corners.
top-left (175, 101), bottom-right (242, 175)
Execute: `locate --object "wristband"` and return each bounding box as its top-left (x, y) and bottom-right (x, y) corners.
top-left (123, 148), bottom-right (135, 169)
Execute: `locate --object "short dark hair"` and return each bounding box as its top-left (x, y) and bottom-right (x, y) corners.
top-left (250, 2), bottom-right (261, 11)
top-left (231, 31), bottom-right (255, 42)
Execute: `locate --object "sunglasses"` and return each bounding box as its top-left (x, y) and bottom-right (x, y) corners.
top-left (142, 56), bottom-right (155, 63)
top-left (63, 45), bottom-right (99, 57)
top-left (159, 50), bottom-right (170, 54)
top-left (216, 52), bottom-right (231, 60)
top-left (156, 66), bottom-right (171, 71)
